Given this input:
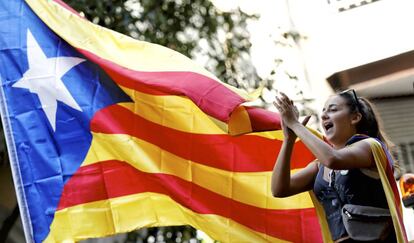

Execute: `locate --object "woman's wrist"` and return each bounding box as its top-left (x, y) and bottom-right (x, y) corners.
top-left (284, 134), bottom-right (296, 142)
top-left (289, 121), bottom-right (302, 132)
top-left (284, 139), bottom-right (296, 145)
top-left (283, 137), bottom-right (296, 147)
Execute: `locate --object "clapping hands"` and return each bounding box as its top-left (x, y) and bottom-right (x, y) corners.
top-left (273, 92), bottom-right (310, 141)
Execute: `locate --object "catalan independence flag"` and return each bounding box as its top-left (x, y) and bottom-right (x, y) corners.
top-left (0, 0), bottom-right (323, 242)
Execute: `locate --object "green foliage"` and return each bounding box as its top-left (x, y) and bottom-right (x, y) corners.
top-left (66, 0), bottom-right (260, 90)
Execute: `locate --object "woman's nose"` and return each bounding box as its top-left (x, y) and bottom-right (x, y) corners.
top-left (321, 111), bottom-right (328, 120)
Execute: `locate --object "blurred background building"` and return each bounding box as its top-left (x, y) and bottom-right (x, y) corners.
top-left (286, 0), bottom-right (414, 173)
top-left (290, 0), bottom-right (414, 239)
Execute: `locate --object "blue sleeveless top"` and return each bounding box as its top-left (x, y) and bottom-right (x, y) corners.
top-left (313, 136), bottom-right (390, 241)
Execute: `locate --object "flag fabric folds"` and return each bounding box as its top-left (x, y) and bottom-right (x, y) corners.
top-left (366, 138), bottom-right (408, 243)
top-left (0, 0), bottom-right (323, 242)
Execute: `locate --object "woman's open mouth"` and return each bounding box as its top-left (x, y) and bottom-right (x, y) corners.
top-left (323, 122), bottom-right (334, 132)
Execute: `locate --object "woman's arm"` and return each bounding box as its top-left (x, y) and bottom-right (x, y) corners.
top-left (289, 122), bottom-right (373, 170)
top-left (275, 92), bottom-right (374, 170)
top-left (270, 112), bottom-right (317, 198)
top-left (271, 137), bottom-right (319, 197)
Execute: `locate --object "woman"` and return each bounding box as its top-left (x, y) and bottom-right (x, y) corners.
top-left (271, 90), bottom-right (401, 242)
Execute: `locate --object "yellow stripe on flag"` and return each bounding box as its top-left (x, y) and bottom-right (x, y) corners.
top-left (118, 86), bottom-right (228, 134)
top-left (82, 133), bottom-right (313, 210)
top-left (44, 192), bottom-right (288, 243)
top-left (118, 86), bottom-right (289, 139)
top-left (368, 139), bottom-right (407, 243)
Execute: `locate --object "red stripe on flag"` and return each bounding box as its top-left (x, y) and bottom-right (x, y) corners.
top-left (75, 48), bottom-right (245, 122)
top-left (91, 105), bottom-right (315, 172)
top-left (58, 160), bottom-right (322, 242)
top-left (245, 106), bottom-right (282, 132)
top-left (385, 161), bottom-right (407, 236)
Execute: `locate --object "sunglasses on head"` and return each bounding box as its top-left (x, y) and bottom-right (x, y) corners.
top-left (340, 89), bottom-right (362, 113)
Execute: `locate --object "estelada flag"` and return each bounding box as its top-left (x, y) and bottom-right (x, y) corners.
top-left (0, 0), bottom-right (321, 242)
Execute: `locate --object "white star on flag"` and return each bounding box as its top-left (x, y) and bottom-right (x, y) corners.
top-left (13, 30), bottom-right (85, 131)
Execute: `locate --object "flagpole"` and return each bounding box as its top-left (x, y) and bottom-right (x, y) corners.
top-left (0, 74), bottom-right (34, 243)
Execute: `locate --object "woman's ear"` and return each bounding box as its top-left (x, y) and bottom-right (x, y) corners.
top-left (351, 112), bottom-right (362, 125)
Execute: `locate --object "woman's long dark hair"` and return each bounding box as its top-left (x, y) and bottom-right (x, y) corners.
top-left (338, 91), bottom-right (393, 149)
top-left (339, 91), bottom-right (402, 176)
